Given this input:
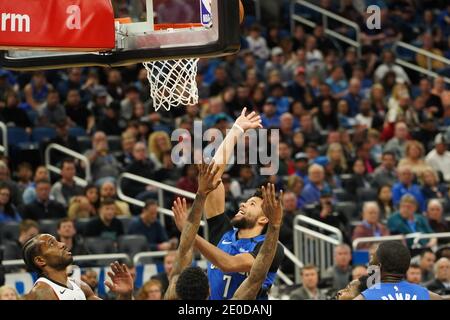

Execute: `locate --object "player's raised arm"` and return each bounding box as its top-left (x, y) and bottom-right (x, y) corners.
top-left (232, 184), bottom-right (283, 300)
top-left (205, 108), bottom-right (262, 219)
top-left (165, 161), bottom-right (220, 300)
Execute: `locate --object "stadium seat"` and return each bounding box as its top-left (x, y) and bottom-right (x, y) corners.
top-left (117, 216), bottom-right (133, 234)
top-left (333, 188), bottom-right (353, 202)
top-left (0, 221), bottom-right (20, 244)
top-left (76, 136), bottom-right (92, 153)
top-left (339, 174), bottom-right (354, 190)
top-left (85, 237), bottom-right (116, 254)
top-left (1, 240), bottom-right (21, 260)
top-left (356, 188), bottom-right (378, 202)
top-left (118, 235), bottom-right (149, 259)
top-left (68, 126), bottom-right (87, 138)
top-left (335, 201), bottom-right (358, 220)
top-left (107, 136), bottom-right (121, 152)
top-left (7, 127), bottom-right (29, 146)
top-left (75, 217), bottom-right (93, 235)
top-left (152, 124), bottom-right (171, 134)
top-left (39, 219), bottom-right (59, 236)
top-left (31, 127), bottom-right (57, 143)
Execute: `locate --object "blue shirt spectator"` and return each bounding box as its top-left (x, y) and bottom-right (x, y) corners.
top-left (299, 164), bottom-right (329, 208)
top-left (392, 166), bottom-right (426, 212)
top-left (127, 200), bottom-right (173, 251)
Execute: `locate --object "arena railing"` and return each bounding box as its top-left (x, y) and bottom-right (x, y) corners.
top-left (290, 0), bottom-right (362, 58)
top-left (117, 172), bottom-right (207, 240)
top-left (2, 253), bottom-right (131, 268)
top-left (352, 232), bottom-right (450, 250)
top-left (0, 122), bottom-right (8, 156)
top-left (293, 215), bottom-right (343, 283)
top-left (45, 143), bottom-right (92, 187)
top-left (393, 41), bottom-right (450, 85)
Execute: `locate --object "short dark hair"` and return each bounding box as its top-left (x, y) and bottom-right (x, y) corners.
top-left (100, 197), bottom-right (116, 208)
top-left (35, 179), bottom-right (51, 187)
top-left (144, 199), bottom-right (158, 210)
top-left (420, 248), bottom-right (435, 258)
top-left (22, 235), bottom-right (42, 273)
top-left (176, 266), bottom-right (209, 300)
top-left (17, 162), bottom-right (32, 171)
top-left (301, 264), bottom-right (318, 275)
top-left (409, 263), bottom-right (421, 270)
top-left (376, 241), bottom-right (411, 275)
top-left (382, 151), bottom-right (396, 159)
top-left (19, 220), bottom-right (39, 234)
top-left (61, 158), bottom-right (75, 169)
top-left (57, 217), bottom-right (74, 229)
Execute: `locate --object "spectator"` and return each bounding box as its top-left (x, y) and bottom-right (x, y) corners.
top-left (156, 0), bottom-right (194, 24)
top-left (343, 78), bottom-right (363, 117)
top-left (398, 140), bottom-right (431, 178)
top-left (290, 265), bottom-right (326, 300)
top-left (96, 102), bottom-right (122, 136)
top-left (123, 142), bottom-right (155, 199)
top-left (406, 264), bottom-right (423, 284)
top-left (85, 131), bottom-right (122, 184)
top-left (425, 258), bottom-right (450, 295)
top-left (84, 184), bottom-right (100, 214)
top-left (67, 196), bottom-right (96, 219)
top-left (374, 50), bottom-right (410, 84)
top-left (148, 131), bottom-right (172, 171)
top-left (352, 202), bottom-right (390, 249)
top-left (21, 179), bottom-right (66, 221)
top-left (150, 251), bottom-right (176, 295)
top-left (0, 161), bottom-right (23, 207)
top-left (16, 162), bottom-right (33, 195)
top-left (314, 99), bottom-right (339, 131)
top-left (229, 165), bottom-right (259, 201)
top-left (300, 114), bottom-right (322, 145)
top-left (420, 249), bottom-right (437, 283)
top-left (246, 24), bottom-right (270, 60)
top-left (120, 85), bottom-right (143, 121)
top-left (37, 89), bottom-right (67, 127)
top-left (0, 184), bottom-right (21, 223)
top-left (64, 89), bottom-right (94, 132)
top-left (346, 158), bottom-right (374, 197)
top-left (0, 285), bottom-right (19, 300)
top-left (128, 200), bottom-right (176, 251)
top-left (383, 122), bottom-right (409, 160)
top-left (136, 279), bottom-right (163, 300)
top-left (287, 175), bottom-right (304, 209)
top-left (355, 99), bottom-right (384, 130)
top-left (50, 159), bottom-right (84, 207)
top-left (372, 151), bottom-right (397, 188)
top-left (322, 244), bottom-right (352, 292)
top-left (3, 220), bottom-right (39, 260)
top-left (294, 152), bottom-right (309, 181)
top-left (23, 71), bottom-right (53, 111)
top-left (392, 166), bottom-right (426, 212)
top-left (325, 66), bottom-right (348, 98)
top-left (99, 181), bottom-right (130, 217)
top-left (22, 166), bottom-right (49, 205)
top-left (376, 185), bottom-right (395, 220)
top-left (416, 33), bottom-right (445, 70)
top-left (421, 168), bottom-right (448, 202)
top-left (418, 78), bottom-right (443, 119)
top-left (209, 66), bottom-right (229, 97)
top-left (426, 199), bottom-right (450, 235)
top-left (80, 269), bottom-right (104, 299)
top-left (286, 67), bottom-right (314, 106)
top-left (279, 191), bottom-right (301, 251)
top-left (56, 218), bottom-right (89, 255)
top-left (116, 132), bottom-right (136, 168)
top-left (387, 194), bottom-right (436, 248)
top-left (264, 47), bottom-right (289, 82)
top-left (425, 133), bottom-right (450, 183)
top-left (0, 91), bottom-right (32, 131)
top-left (327, 143), bottom-right (347, 175)
top-left (260, 99), bottom-right (280, 128)
top-left (300, 164), bottom-right (329, 208)
top-left (84, 198), bottom-right (124, 242)
top-left (279, 113), bottom-right (296, 144)
top-left (46, 118), bottom-right (81, 166)
top-left (106, 69), bottom-right (125, 101)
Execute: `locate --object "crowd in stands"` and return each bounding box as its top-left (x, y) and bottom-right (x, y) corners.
top-left (1, 0), bottom-right (450, 299)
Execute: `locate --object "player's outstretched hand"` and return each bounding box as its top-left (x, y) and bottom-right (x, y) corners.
top-left (104, 261), bottom-right (134, 296)
top-left (172, 197), bottom-right (188, 232)
top-left (197, 160), bottom-right (221, 196)
top-left (261, 183), bottom-right (283, 226)
top-left (235, 107), bottom-right (263, 131)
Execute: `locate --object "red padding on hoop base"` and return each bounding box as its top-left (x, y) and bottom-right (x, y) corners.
top-left (0, 0), bottom-right (115, 51)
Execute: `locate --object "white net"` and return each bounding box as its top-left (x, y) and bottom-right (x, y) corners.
top-left (143, 58), bottom-right (199, 111)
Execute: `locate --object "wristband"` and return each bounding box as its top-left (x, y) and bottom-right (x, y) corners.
top-left (233, 123), bottom-right (245, 133)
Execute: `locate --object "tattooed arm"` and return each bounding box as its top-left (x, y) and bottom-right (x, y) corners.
top-left (25, 283), bottom-right (58, 300)
top-left (232, 184), bottom-right (283, 300)
top-left (165, 162), bottom-right (220, 300)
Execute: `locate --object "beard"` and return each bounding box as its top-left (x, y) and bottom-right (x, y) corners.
top-left (230, 215), bottom-right (257, 229)
top-left (49, 254), bottom-right (73, 271)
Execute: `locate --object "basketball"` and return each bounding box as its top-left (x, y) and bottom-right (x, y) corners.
top-left (239, 0), bottom-right (245, 24)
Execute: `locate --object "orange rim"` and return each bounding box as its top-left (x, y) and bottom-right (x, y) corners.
top-left (114, 18), bottom-right (203, 30)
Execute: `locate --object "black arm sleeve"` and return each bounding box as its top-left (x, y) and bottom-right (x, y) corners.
top-left (206, 213), bottom-right (233, 246)
top-left (250, 241), bottom-right (285, 273)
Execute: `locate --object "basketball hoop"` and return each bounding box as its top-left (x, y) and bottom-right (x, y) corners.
top-left (143, 23), bottom-right (202, 112)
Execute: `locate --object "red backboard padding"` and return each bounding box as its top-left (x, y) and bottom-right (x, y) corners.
top-left (0, 0), bottom-right (115, 51)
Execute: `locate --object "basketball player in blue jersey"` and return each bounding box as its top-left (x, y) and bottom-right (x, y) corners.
top-left (23, 234), bottom-right (134, 300)
top-left (353, 241), bottom-right (442, 300)
top-left (171, 182), bottom-right (284, 300)
top-left (172, 108), bottom-right (285, 300)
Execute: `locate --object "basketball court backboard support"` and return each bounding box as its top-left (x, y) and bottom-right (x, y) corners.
top-left (0, 0), bottom-right (241, 71)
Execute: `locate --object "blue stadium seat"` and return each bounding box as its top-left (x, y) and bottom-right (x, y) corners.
top-left (152, 124), bottom-right (171, 134)
top-left (117, 216), bottom-right (133, 234)
top-left (7, 127), bottom-right (29, 146)
top-left (31, 127), bottom-right (57, 143)
top-left (0, 221), bottom-right (20, 244)
top-left (68, 126), bottom-right (87, 138)
top-left (118, 235), bottom-right (149, 259)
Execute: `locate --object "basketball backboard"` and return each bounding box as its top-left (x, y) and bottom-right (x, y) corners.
top-left (0, 0), bottom-right (241, 70)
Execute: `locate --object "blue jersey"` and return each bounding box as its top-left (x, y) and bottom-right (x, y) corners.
top-left (207, 229), bottom-right (280, 300)
top-left (362, 281), bottom-right (430, 300)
